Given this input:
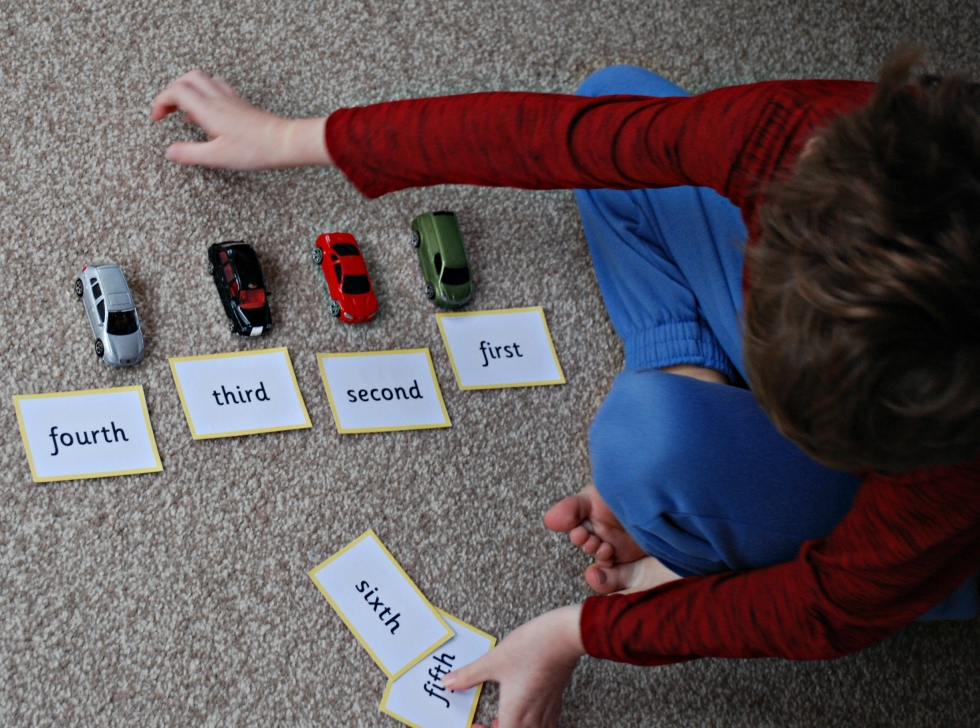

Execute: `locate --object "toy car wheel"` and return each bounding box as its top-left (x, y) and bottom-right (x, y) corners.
top-left (410, 230), bottom-right (421, 249)
top-left (328, 299), bottom-right (341, 318)
top-left (208, 259), bottom-right (214, 276)
top-left (94, 340), bottom-right (104, 358)
top-left (74, 278), bottom-right (84, 297)
top-left (424, 282), bottom-right (436, 300)
top-left (312, 247), bottom-right (323, 265)
top-left (228, 319), bottom-right (237, 333)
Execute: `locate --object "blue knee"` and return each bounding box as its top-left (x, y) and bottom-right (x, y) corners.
top-left (576, 65), bottom-right (688, 98)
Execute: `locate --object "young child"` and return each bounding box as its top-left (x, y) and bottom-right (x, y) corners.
top-left (152, 48), bottom-right (980, 728)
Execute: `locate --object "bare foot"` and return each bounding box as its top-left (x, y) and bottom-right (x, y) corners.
top-left (544, 485), bottom-right (647, 569)
top-left (584, 556), bottom-right (682, 595)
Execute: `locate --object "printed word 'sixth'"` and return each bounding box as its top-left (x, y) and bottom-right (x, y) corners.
top-left (355, 580), bottom-right (402, 634)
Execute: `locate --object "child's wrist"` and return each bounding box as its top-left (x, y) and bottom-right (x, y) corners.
top-left (275, 117), bottom-right (332, 168)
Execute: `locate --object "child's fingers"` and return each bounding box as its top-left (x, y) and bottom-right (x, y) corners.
top-left (166, 140), bottom-right (223, 167)
top-left (442, 652), bottom-right (497, 692)
top-left (151, 82), bottom-right (209, 123)
top-left (211, 75), bottom-right (239, 97)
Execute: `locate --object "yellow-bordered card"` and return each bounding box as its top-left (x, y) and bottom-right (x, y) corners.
top-left (380, 610), bottom-right (497, 728)
top-left (13, 386), bottom-right (163, 483)
top-left (309, 530), bottom-right (454, 680)
top-left (435, 307), bottom-right (565, 390)
top-left (317, 349), bottom-right (451, 434)
top-left (169, 347), bottom-right (312, 439)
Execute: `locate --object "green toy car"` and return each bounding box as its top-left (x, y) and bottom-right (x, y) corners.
top-left (410, 211), bottom-right (472, 308)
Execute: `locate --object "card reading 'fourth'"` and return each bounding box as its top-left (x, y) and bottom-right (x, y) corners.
top-left (317, 349), bottom-right (451, 434)
top-left (309, 530), bottom-right (454, 680)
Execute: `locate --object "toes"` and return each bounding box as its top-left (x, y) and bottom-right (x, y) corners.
top-left (569, 525), bottom-right (590, 547)
top-left (585, 557), bottom-right (684, 595)
top-left (543, 490), bottom-right (592, 533)
top-left (582, 534), bottom-right (601, 555)
top-left (595, 542), bottom-right (614, 563)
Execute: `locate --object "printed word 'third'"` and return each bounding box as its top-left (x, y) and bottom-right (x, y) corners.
top-left (211, 382), bottom-right (271, 406)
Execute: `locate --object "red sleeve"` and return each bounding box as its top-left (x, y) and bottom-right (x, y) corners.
top-left (325, 80), bottom-right (873, 236)
top-left (580, 460), bottom-right (980, 665)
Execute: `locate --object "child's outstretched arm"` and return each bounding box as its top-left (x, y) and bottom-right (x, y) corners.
top-left (150, 70), bottom-right (332, 170)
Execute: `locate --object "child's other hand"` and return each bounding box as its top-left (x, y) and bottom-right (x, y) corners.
top-left (150, 70), bottom-right (331, 170)
top-left (442, 605), bottom-right (584, 728)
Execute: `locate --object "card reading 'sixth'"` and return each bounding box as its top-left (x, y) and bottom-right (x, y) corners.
top-left (309, 530), bottom-right (454, 680)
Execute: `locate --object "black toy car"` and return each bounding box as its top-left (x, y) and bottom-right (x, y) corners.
top-left (207, 241), bottom-right (273, 337)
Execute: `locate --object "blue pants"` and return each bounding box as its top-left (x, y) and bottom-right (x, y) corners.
top-left (575, 65), bottom-right (977, 620)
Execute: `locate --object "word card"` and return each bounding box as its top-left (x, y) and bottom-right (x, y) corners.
top-left (169, 347), bottom-right (312, 439)
top-left (309, 530), bottom-right (454, 679)
top-left (317, 349), bottom-right (451, 434)
top-left (380, 611), bottom-right (496, 728)
top-left (13, 386), bottom-right (162, 483)
top-left (436, 307), bottom-right (565, 390)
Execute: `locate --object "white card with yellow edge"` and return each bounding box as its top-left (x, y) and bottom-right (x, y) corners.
top-left (308, 530), bottom-right (454, 680)
top-left (13, 386), bottom-right (163, 483)
top-left (380, 611), bottom-right (497, 728)
top-left (436, 307), bottom-right (565, 390)
top-left (169, 347), bottom-right (312, 439)
top-left (317, 349), bottom-right (451, 434)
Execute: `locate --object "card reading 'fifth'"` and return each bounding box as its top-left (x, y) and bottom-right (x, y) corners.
top-left (309, 530), bottom-right (454, 679)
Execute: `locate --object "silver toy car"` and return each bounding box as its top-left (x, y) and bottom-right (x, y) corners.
top-left (74, 263), bottom-right (144, 367)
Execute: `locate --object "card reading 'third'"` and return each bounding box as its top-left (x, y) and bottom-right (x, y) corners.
top-left (317, 349), bottom-right (451, 434)
top-left (436, 307), bottom-right (565, 390)
top-left (13, 386), bottom-right (163, 483)
top-left (309, 530), bottom-right (454, 680)
top-left (380, 611), bottom-right (496, 728)
top-left (169, 347), bottom-right (312, 439)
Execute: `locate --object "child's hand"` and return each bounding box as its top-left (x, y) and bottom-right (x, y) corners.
top-left (442, 605), bottom-right (584, 728)
top-left (150, 70), bottom-right (331, 170)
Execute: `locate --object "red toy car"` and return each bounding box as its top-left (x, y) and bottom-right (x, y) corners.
top-left (312, 232), bottom-right (378, 324)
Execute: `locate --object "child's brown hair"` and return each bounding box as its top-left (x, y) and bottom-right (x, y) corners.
top-left (746, 46), bottom-right (980, 472)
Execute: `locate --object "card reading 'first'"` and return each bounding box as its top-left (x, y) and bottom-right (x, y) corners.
top-left (317, 349), bottom-right (451, 434)
top-left (309, 530), bottom-right (454, 680)
top-left (13, 386), bottom-right (162, 483)
top-left (436, 307), bottom-right (565, 390)
top-left (380, 611), bottom-right (496, 728)
top-left (169, 347), bottom-right (312, 439)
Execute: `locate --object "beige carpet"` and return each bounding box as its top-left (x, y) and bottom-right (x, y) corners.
top-left (2, 0), bottom-right (979, 725)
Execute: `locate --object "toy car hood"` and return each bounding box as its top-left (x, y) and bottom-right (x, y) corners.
top-left (105, 331), bottom-right (144, 366)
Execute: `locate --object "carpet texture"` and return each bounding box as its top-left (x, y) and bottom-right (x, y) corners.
top-left (2, 1), bottom-right (979, 725)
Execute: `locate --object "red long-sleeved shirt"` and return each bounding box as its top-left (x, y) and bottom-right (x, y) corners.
top-left (325, 81), bottom-right (980, 664)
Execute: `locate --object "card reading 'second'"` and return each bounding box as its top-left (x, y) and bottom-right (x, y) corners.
top-left (317, 349), bottom-right (451, 434)
top-left (436, 307), bottom-right (565, 390)
top-left (380, 611), bottom-right (496, 728)
top-left (13, 386), bottom-right (162, 483)
top-left (309, 530), bottom-right (454, 680)
top-left (169, 347), bottom-right (312, 439)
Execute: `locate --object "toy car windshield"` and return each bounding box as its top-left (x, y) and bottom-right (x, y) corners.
top-left (106, 309), bottom-right (139, 336)
top-left (341, 274), bottom-right (371, 295)
top-left (441, 266), bottom-right (470, 286)
top-left (332, 243), bottom-right (360, 256)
